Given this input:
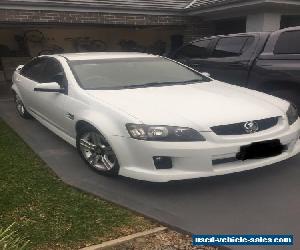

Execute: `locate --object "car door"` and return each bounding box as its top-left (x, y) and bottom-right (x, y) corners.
top-left (33, 58), bottom-right (76, 137)
top-left (171, 39), bottom-right (215, 73)
top-left (17, 57), bottom-right (48, 112)
top-left (203, 35), bottom-right (256, 86)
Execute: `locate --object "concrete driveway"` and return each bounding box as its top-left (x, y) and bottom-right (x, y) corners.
top-left (0, 98), bottom-right (299, 250)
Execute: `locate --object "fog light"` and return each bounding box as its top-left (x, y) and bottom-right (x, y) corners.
top-left (153, 156), bottom-right (172, 169)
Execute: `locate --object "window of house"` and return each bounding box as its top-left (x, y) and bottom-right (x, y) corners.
top-left (211, 36), bottom-right (253, 58)
top-left (274, 31), bottom-right (300, 54)
top-left (174, 39), bottom-right (211, 59)
top-left (281, 15), bottom-right (300, 29)
top-left (214, 18), bottom-right (246, 35)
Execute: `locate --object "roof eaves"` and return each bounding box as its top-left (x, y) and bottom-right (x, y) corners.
top-left (184, 0), bottom-right (199, 9)
top-left (187, 0), bottom-right (248, 10)
top-left (185, 0), bottom-right (269, 14)
top-left (0, 1), bottom-right (185, 15)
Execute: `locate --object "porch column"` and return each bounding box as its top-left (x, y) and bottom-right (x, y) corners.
top-left (246, 13), bottom-right (281, 32)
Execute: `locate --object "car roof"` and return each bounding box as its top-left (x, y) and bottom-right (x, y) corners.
top-left (57, 52), bottom-right (158, 61)
top-left (190, 32), bottom-right (271, 43)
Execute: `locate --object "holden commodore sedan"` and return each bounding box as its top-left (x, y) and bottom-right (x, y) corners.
top-left (12, 52), bottom-right (300, 182)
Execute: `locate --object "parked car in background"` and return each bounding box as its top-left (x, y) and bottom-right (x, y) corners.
top-left (169, 26), bottom-right (300, 111)
top-left (11, 52), bottom-right (300, 182)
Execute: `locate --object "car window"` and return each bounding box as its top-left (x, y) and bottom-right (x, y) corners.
top-left (211, 36), bottom-right (254, 58)
top-left (173, 39), bottom-right (211, 59)
top-left (274, 31), bottom-right (300, 54)
top-left (42, 59), bottom-right (67, 87)
top-left (20, 58), bottom-right (47, 82)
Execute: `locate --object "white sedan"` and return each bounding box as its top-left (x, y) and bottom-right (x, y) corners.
top-left (12, 52), bottom-right (300, 182)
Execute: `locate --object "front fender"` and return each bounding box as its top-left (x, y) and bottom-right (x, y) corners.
top-left (11, 72), bottom-right (25, 102)
top-left (75, 109), bottom-right (133, 140)
top-left (11, 82), bottom-right (19, 97)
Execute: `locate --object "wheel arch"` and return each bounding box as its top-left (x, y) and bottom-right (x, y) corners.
top-left (75, 118), bottom-right (116, 142)
top-left (74, 106), bottom-right (131, 140)
top-left (11, 81), bottom-right (29, 107)
top-left (76, 120), bottom-right (100, 136)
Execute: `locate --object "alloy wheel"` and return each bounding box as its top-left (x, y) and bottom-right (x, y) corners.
top-left (79, 131), bottom-right (117, 171)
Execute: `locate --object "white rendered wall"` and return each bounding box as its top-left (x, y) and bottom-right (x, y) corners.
top-left (246, 13), bottom-right (281, 32)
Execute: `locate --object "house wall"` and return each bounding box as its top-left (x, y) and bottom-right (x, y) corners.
top-left (0, 26), bottom-right (185, 57)
top-left (0, 29), bottom-right (20, 51)
top-left (183, 17), bottom-right (214, 43)
top-left (0, 9), bottom-right (186, 26)
top-left (184, 21), bottom-right (215, 42)
top-left (0, 8), bottom-right (190, 56)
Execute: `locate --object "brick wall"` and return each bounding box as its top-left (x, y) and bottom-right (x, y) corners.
top-left (184, 17), bottom-right (215, 43)
top-left (0, 9), bottom-right (187, 26)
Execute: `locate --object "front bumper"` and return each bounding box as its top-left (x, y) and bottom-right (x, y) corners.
top-left (111, 119), bottom-right (300, 182)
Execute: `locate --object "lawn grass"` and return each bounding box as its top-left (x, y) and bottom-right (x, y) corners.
top-left (0, 120), bottom-right (154, 249)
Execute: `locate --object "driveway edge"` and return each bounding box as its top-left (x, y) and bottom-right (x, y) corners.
top-left (80, 226), bottom-right (167, 250)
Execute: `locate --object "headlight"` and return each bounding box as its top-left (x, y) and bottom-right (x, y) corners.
top-left (126, 124), bottom-right (206, 141)
top-left (286, 103), bottom-right (298, 125)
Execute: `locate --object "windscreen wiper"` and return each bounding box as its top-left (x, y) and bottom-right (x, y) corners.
top-left (124, 79), bottom-right (203, 89)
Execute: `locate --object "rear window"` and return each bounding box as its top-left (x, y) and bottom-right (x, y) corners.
top-left (211, 36), bottom-right (254, 58)
top-left (173, 39), bottom-right (211, 59)
top-left (274, 31), bottom-right (300, 54)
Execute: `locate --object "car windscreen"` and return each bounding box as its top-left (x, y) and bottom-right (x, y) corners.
top-left (68, 57), bottom-right (210, 90)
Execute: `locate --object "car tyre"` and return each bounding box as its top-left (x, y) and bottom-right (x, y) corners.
top-left (76, 126), bottom-right (120, 176)
top-left (14, 93), bottom-right (32, 119)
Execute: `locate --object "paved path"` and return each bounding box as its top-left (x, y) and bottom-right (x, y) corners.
top-left (0, 99), bottom-right (299, 250)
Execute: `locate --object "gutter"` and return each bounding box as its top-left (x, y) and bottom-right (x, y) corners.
top-left (0, 1), bottom-right (185, 16)
top-left (1, 0), bottom-right (300, 17)
top-left (186, 0), bottom-right (300, 15)
top-left (186, 0), bottom-right (265, 14)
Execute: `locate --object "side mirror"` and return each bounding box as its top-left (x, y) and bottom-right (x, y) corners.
top-left (34, 82), bottom-right (64, 93)
top-left (16, 65), bottom-right (24, 71)
top-left (51, 73), bottom-right (65, 86)
top-left (201, 72), bottom-right (210, 78)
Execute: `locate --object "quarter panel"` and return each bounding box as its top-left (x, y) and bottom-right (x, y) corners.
top-left (249, 59), bottom-right (300, 92)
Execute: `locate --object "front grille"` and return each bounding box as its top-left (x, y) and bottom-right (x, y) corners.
top-left (211, 117), bottom-right (280, 136)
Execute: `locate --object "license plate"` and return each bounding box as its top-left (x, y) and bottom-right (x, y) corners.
top-left (236, 139), bottom-right (284, 161)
